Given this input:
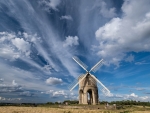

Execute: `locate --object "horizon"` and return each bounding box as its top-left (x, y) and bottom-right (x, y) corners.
top-left (0, 0), bottom-right (150, 103)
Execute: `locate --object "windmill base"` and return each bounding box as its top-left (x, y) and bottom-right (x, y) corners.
top-left (79, 87), bottom-right (98, 105)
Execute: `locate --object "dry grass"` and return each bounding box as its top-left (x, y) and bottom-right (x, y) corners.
top-left (0, 106), bottom-right (117, 113)
top-left (0, 106), bottom-right (150, 113)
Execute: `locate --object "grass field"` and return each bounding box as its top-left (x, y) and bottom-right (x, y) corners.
top-left (0, 105), bottom-right (150, 113)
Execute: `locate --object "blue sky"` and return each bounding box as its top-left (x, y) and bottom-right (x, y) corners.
top-left (0, 0), bottom-right (150, 103)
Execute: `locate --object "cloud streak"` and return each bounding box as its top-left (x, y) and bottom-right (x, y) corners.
top-left (60, 15), bottom-right (73, 21)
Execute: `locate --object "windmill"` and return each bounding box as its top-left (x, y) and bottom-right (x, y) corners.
top-left (68, 56), bottom-right (110, 105)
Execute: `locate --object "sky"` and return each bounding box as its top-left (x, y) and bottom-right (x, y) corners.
top-left (0, 0), bottom-right (150, 103)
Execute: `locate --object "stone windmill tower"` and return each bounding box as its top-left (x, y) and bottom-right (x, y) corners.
top-left (78, 73), bottom-right (98, 104)
top-left (69, 56), bottom-right (110, 105)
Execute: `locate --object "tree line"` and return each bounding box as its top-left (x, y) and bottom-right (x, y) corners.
top-left (46, 100), bottom-right (150, 106)
top-left (46, 100), bottom-right (79, 105)
top-left (100, 100), bottom-right (150, 106)
top-left (0, 100), bottom-right (150, 106)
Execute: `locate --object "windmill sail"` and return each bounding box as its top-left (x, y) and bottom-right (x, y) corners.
top-left (68, 78), bottom-right (78, 91)
top-left (72, 56), bottom-right (88, 72)
top-left (68, 74), bottom-right (83, 90)
top-left (90, 74), bottom-right (110, 96)
top-left (89, 59), bottom-right (103, 73)
top-left (69, 74), bottom-right (86, 91)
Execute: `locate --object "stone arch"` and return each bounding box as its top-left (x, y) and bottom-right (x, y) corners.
top-left (87, 89), bottom-right (93, 104)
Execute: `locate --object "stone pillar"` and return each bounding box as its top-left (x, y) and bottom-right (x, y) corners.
top-left (92, 90), bottom-right (96, 105)
top-left (79, 90), bottom-right (83, 104)
top-left (83, 92), bottom-right (88, 104)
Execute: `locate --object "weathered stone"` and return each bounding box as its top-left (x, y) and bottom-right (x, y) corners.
top-left (78, 73), bottom-right (98, 105)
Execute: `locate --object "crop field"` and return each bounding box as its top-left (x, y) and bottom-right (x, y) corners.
top-left (0, 105), bottom-right (150, 113)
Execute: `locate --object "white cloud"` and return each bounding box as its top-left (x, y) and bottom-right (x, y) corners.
top-left (0, 96), bottom-right (22, 102)
top-left (0, 79), bottom-right (22, 93)
top-left (45, 89), bottom-right (78, 100)
top-left (42, 90), bottom-right (68, 97)
top-left (0, 32), bottom-right (32, 60)
top-left (0, 46), bottom-right (20, 60)
top-left (0, 79), bottom-right (3, 83)
top-left (129, 93), bottom-right (138, 98)
top-left (43, 65), bottom-right (52, 71)
top-left (107, 93), bottom-right (123, 98)
top-left (100, 1), bottom-right (116, 18)
top-left (95, 0), bottom-right (150, 67)
top-left (106, 92), bottom-right (150, 101)
top-left (124, 93), bottom-right (150, 101)
top-left (45, 90), bottom-right (54, 94)
top-left (125, 54), bottom-right (134, 62)
top-left (139, 96), bottom-right (148, 100)
top-left (41, 89), bottom-right (78, 100)
top-left (0, 32), bottom-right (20, 60)
top-left (136, 88), bottom-right (145, 91)
top-left (52, 90), bottom-right (67, 97)
top-left (12, 80), bottom-right (18, 86)
top-left (0, 32), bottom-right (16, 41)
top-left (63, 36), bottom-right (79, 47)
top-left (70, 92), bottom-right (74, 96)
top-left (11, 38), bottom-right (30, 54)
top-left (19, 91), bottom-right (33, 97)
top-left (46, 77), bottom-right (63, 85)
top-left (135, 61), bottom-right (150, 65)
top-left (39, 0), bottom-right (61, 11)
top-left (60, 15), bottom-right (73, 21)
top-left (23, 32), bottom-right (41, 43)
top-left (115, 94), bottom-right (123, 98)
top-left (64, 95), bottom-right (68, 98)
